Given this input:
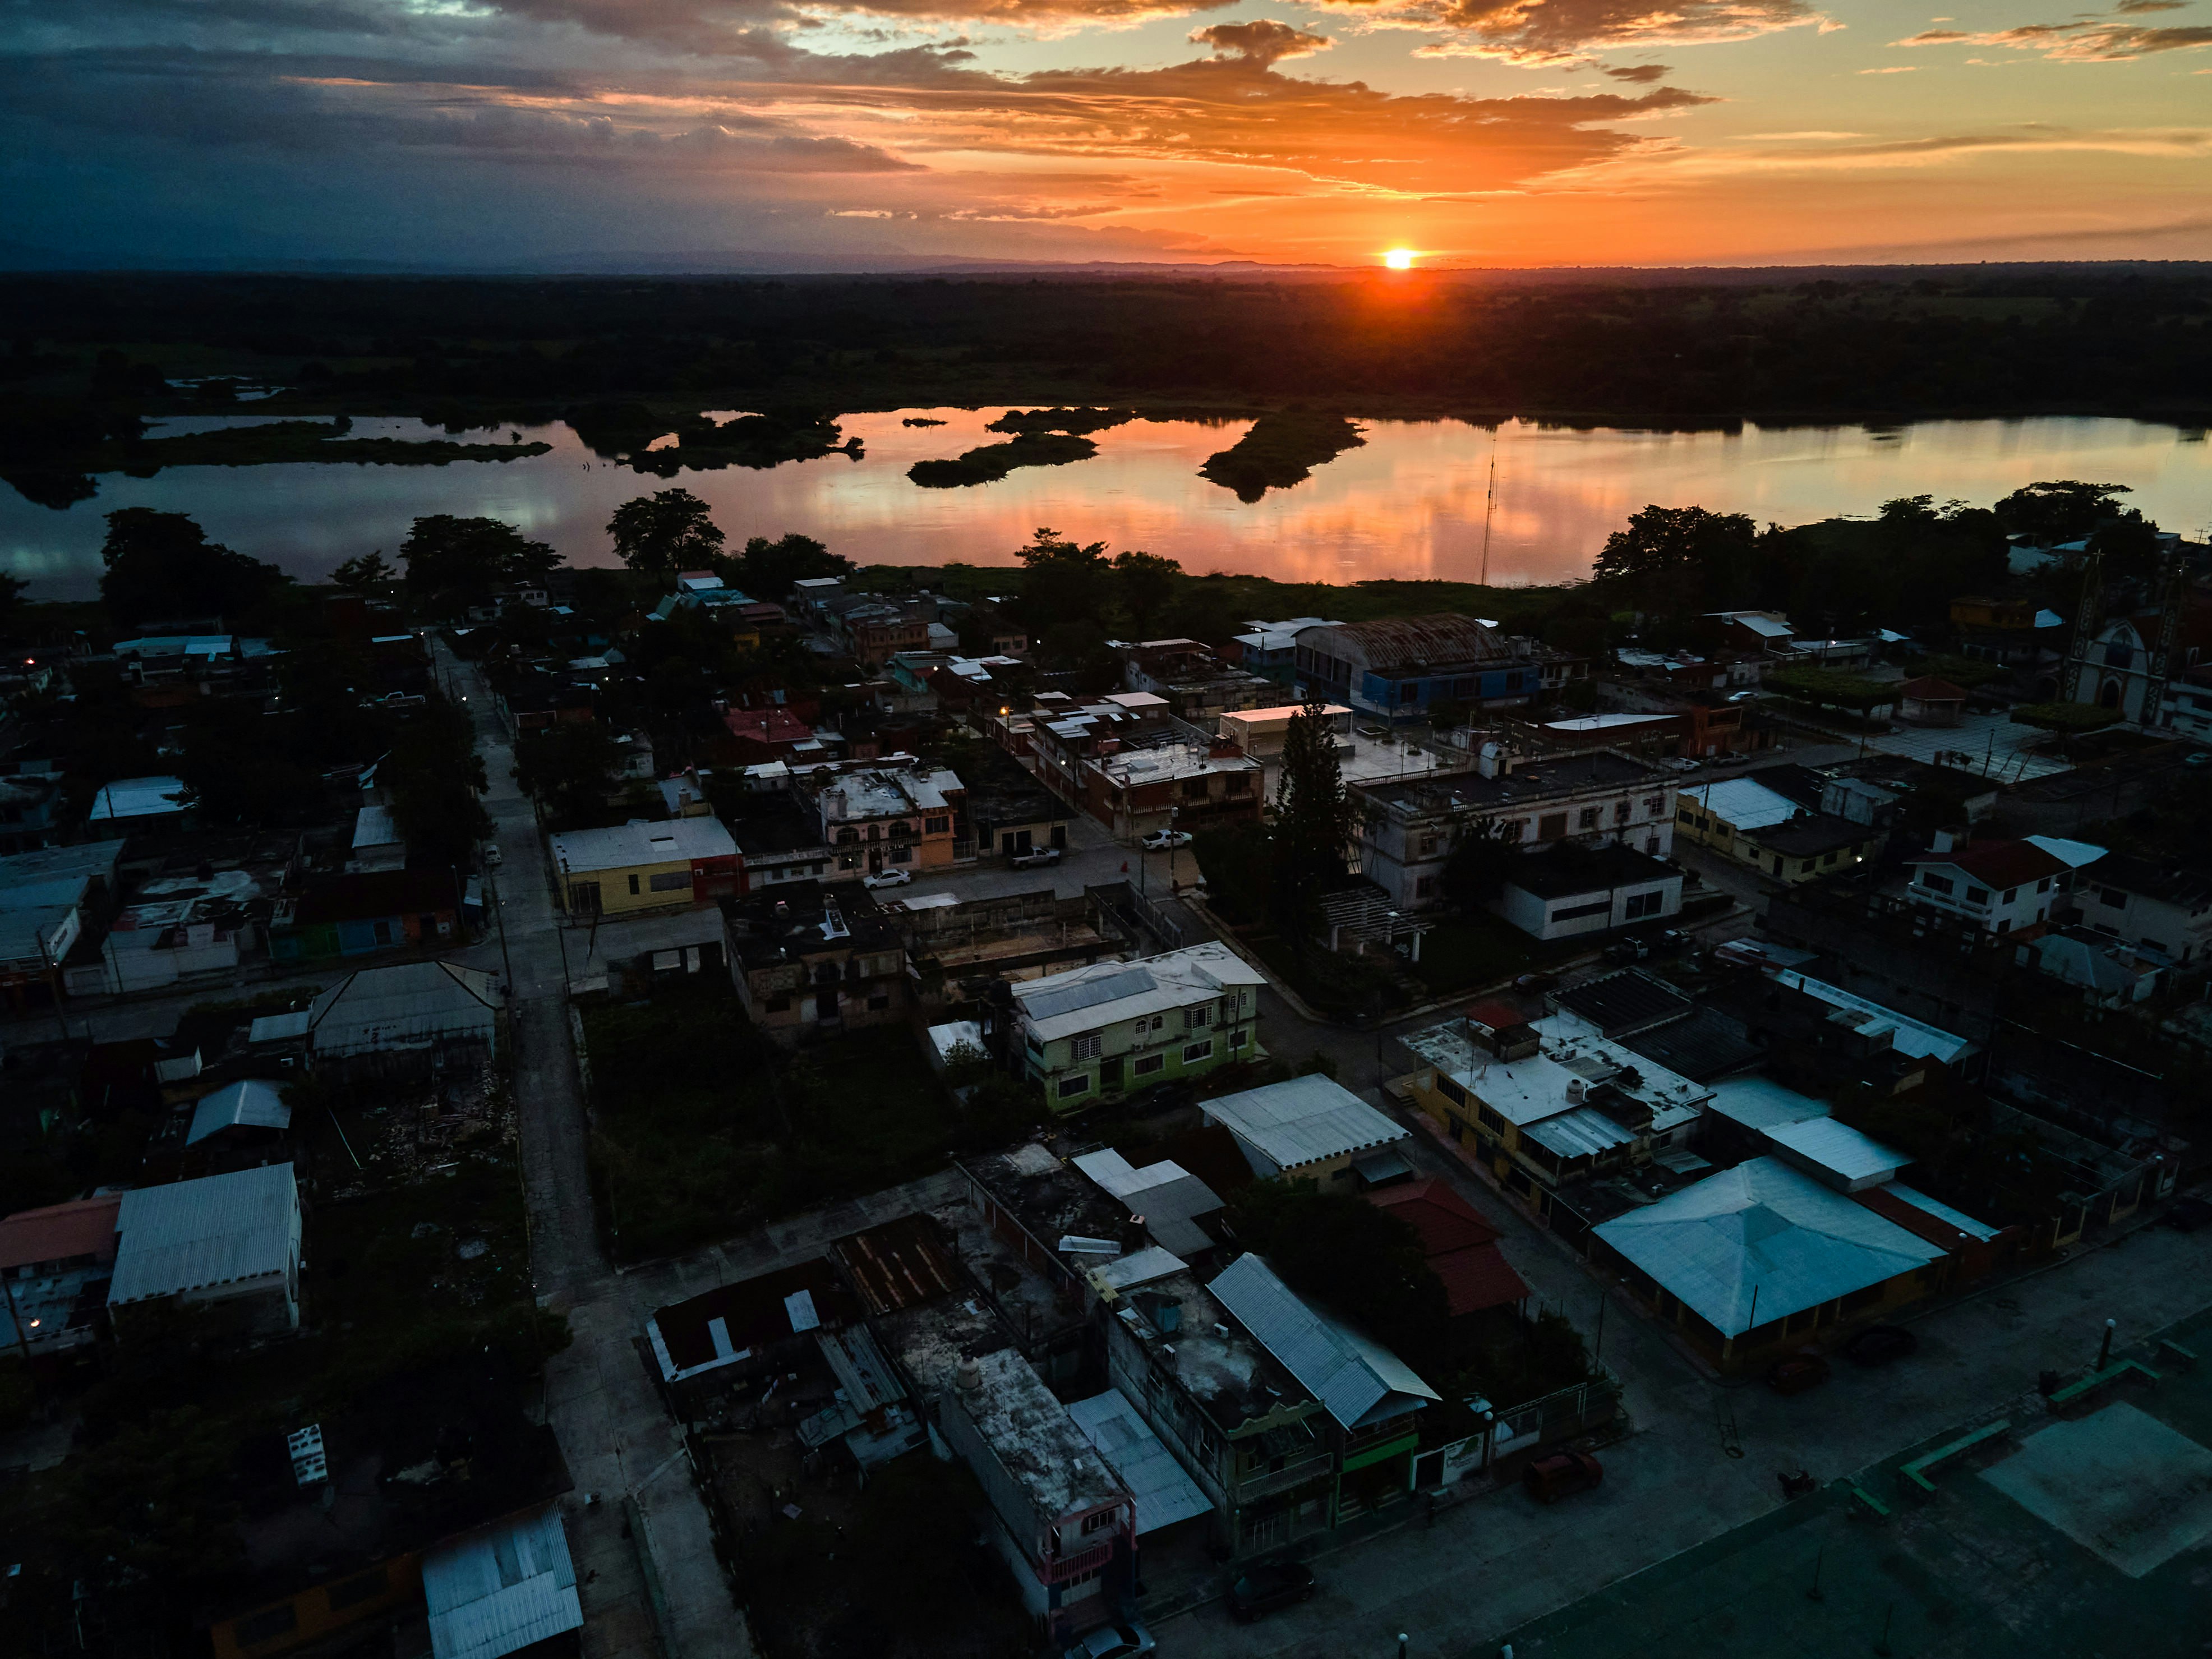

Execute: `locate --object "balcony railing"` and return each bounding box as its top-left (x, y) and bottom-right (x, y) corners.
top-left (1036, 1538), bottom-right (1116, 1583)
top-left (1231, 1452), bottom-right (1334, 1501)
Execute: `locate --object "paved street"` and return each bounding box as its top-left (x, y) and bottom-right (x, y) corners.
top-left (436, 643), bottom-right (756, 1659)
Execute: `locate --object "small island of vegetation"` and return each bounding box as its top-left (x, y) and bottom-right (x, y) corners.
top-left (1200, 412), bottom-right (1367, 501)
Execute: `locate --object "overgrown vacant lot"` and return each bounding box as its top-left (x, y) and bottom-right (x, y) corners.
top-left (580, 975), bottom-right (1033, 1261)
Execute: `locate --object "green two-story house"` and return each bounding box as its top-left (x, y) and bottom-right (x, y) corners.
top-left (1007, 941), bottom-right (1269, 1112)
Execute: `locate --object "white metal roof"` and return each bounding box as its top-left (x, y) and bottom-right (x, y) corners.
top-left (422, 1506), bottom-right (582, 1659)
top-left (352, 804), bottom-right (403, 851)
top-left (87, 776), bottom-right (188, 823)
top-left (1763, 1118), bottom-right (1914, 1187)
top-left (1011, 943), bottom-right (1265, 1042)
top-left (1706, 1075), bottom-right (1831, 1132)
top-left (186, 1079), bottom-right (292, 1146)
top-left (306, 961), bottom-right (501, 1058)
top-left (1685, 777), bottom-right (1800, 832)
top-left (1592, 1157), bottom-right (1941, 1338)
top-left (1090, 1247), bottom-right (1188, 1294)
top-left (1210, 1254), bottom-right (1439, 1432)
top-left (1201, 1075), bottom-right (1408, 1172)
top-left (2024, 835), bottom-right (2109, 871)
top-left (1522, 1106), bottom-right (1635, 1160)
top-left (248, 1009), bottom-right (312, 1044)
top-left (1770, 971), bottom-right (1976, 1064)
top-left (109, 1165), bottom-right (297, 1307)
top-left (1886, 1182), bottom-right (2001, 1242)
top-left (1067, 1389), bottom-right (1213, 1535)
top-left (547, 815), bottom-right (736, 874)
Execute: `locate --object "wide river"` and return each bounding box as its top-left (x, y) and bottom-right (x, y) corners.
top-left (4, 408), bottom-right (2207, 598)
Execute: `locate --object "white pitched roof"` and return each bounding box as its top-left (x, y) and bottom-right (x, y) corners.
top-left (1201, 1075), bottom-right (1408, 1172)
top-left (109, 1165), bottom-right (297, 1306)
top-left (1764, 1118), bottom-right (1914, 1187)
top-left (1685, 777), bottom-right (1800, 832)
top-left (422, 1506), bottom-right (582, 1659)
top-left (186, 1079), bottom-right (293, 1145)
top-left (306, 961), bottom-right (501, 1057)
top-left (88, 776), bottom-right (188, 823)
top-left (1210, 1254), bottom-right (1439, 1432)
top-left (1593, 1157), bottom-right (1942, 1338)
top-left (352, 804), bottom-right (403, 851)
top-left (2024, 835), bottom-right (2109, 871)
top-left (1067, 1389), bottom-right (1213, 1535)
top-left (1706, 1075), bottom-right (1830, 1133)
top-left (1011, 942), bottom-right (1265, 1042)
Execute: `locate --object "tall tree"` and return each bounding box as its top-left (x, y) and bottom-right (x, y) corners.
top-left (1013, 528), bottom-right (1114, 632)
top-left (607, 489), bottom-right (725, 577)
top-left (383, 694), bottom-right (491, 866)
top-left (1271, 695), bottom-right (1357, 937)
top-left (732, 532), bottom-right (851, 597)
top-left (398, 516), bottom-right (559, 615)
top-left (1112, 550), bottom-right (1182, 639)
top-left (1993, 480), bottom-right (2131, 545)
top-left (1591, 504), bottom-right (1758, 621)
top-left (98, 508), bottom-right (285, 626)
top-left (329, 551), bottom-right (394, 596)
top-left (515, 722), bottom-right (624, 828)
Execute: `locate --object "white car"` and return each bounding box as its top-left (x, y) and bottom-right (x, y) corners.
top-left (861, 869), bottom-right (913, 888)
top-left (1063, 1624), bottom-right (1155, 1659)
top-left (1010, 846), bottom-right (1063, 868)
top-left (1140, 830), bottom-right (1192, 851)
top-left (484, 845), bottom-right (503, 866)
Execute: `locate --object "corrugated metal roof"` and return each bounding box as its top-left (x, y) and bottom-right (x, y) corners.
top-left (1686, 777), bottom-right (1800, 832)
top-left (422, 1505), bottom-right (582, 1659)
top-left (186, 1079), bottom-right (293, 1145)
top-left (1012, 943), bottom-right (1265, 1043)
top-left (87, 776), bottom-right (188, 823)
top-left (817, 1325), bottom-right (905, 1414)
top-left (1202, 1075), bottom-right (1407, 1172)
top-left (1302, 615), bottom-right (1515, 671)
top-left (109, 1165), bottom-right (297, 1306)
top-left (0, 1195), bottom-right (121, 1271)
top-left (1771, 972), bottom-right (1975, 1064)
top-left (1592, 1157), bottom-right (1942, 1338)
top-left (248, 1009), bottom-right (312, 1044)
top-left (1091, 1246), bottom-right (1188, 1294)
top-left (1067, 1389), bottom-right (1213, 1535)
top-left (306, 961), bottom-right (501, 1058)
top-left (1763, 1118), bottom-right (1914, 1186)
top-left (1209, 1254), bottom-right (1439, 1432)
top-left (1520, 1106), bottom-right (1634, 1160)
top-left (352, 804), bottom-right (402, 850)
top-left (1706, 1076), bottom-right (1831, 1132)
top-left (1883, 1183), bottom-right (2001, 1243)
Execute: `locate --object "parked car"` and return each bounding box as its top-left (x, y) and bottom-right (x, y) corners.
top-left (1659, 756), bottom-right (1701, 773)
top-left (861, 869), bottom-right (913, 888)
top-left (1063, 1623), bottom-right (1155, 1659)
top-left (2186, 750), bottom-right (2212, 769)
top-left (1844, 1325), bottom-right (1919, 1366)
top-left (1603, 938), bottom-right (1651, 965)
top-left (1514, 971), bottom-right (1560, 993)
top-left (1766, 1353), bottom-right (1832, 1395)
top-left (1650, 929), bottom-right (1689, 953)
top-left (1228, 1561), bottom-right (1316, 1623)
top-left (1140, 830), bottom-right (1192, 851)
top-left (483, 844), bottom-right (503, 867)
top-left (2163, 1194), bottom-right (2212, 1232)
top-left (1009, 846), bottom-right (1062, 868)
top-left (1523, 1450), bottom-right (1603, 1504)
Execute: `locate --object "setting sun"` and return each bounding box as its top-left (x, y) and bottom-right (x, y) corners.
top-left (1383, 248), bottom-right (1416, 270)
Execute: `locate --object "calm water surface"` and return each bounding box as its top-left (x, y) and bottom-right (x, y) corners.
top-left (4, 409), bottom-right (2206, 598)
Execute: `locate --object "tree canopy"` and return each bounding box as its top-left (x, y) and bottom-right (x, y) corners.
top-left (1229, 1181), bottom-right (1447, 1381)
top-left (1271, 695), bottom-right (1357, 937)
top-left (98, 508), bottom-right (286, 626)
top-left (608, 488), bottom-right (724, 576)
top-left (398, 515), bottom-right (560, 614)
top-left (383, 694), bottom-right (491, 865)
top-left (1590, 504), bottom-right (1761, 620)
top-left (730, 531), bottom-right (851, 597)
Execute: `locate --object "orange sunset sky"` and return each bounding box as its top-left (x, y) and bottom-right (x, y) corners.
top-left (6, 0), bottom-right (2210, 265)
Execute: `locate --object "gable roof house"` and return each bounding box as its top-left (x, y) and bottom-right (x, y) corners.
top-left (108, 1163), bottom-right (303, 1335)
top-left (1006, 942), bottom-right (1266, 1112)
top-left (1905, 830), bottom-right (2066, 937)
top-left (305, 960), bottom-right (501, 1076)
top-left (1200, 1074), bottom-right (1412, 1189)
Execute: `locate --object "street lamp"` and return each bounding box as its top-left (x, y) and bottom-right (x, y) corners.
top-left (1167, 805), bottom-right (1180, 893)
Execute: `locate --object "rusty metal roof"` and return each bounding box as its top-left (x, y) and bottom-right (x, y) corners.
top-left (1303, 615), bottom-right (1519, 671)
top-left (833, 1211), bottom-right (962, 1315)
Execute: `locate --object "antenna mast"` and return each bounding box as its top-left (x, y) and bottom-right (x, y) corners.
top-left (1479, 433), bottom-right (1500, 588)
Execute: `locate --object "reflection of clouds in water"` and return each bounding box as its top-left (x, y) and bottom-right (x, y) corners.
top-left (2, 412), bottom-right (2205, 598)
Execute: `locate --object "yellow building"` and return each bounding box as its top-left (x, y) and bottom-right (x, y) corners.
top-left (1675, 777), bottom-right (1881, 886)
top-left (549, 817), bottom-right (739, 916)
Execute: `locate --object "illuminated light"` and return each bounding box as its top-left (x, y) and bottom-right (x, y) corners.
top-left (1384, 249), bottom-right (1416, 271)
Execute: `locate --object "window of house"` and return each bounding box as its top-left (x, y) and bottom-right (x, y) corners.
top-left (1134, 1054), bottom-right (1165, 1075)
top-left (924, 815), bottom-right (948, 834)
top-left (1625, 891), bottom-right (1664, 919)
top-left (1677, 808), bottom-right (1696, 824)
top-left (1082, 1509), bottom-right (1118, 1534)
top-left (1550, 899), bottom-right (1612, 923)
top-left (1437, 1073), bottom-right (1468, 1107)
top-left (1072, 1033), bottom-right (1103, 1061)
top-left (2037, 877), bottom-right (2051, 893)
top-left (1538, 812), bottom-right (1568, 841)
top-left (1059, 1075), bottom-right (1091, 1099)
top-left (1614, 801), bottom-right (1631, 823)
top-left (1646, 837), bottom-right (1661, 855)
top-left (2100, 887), bottom-right (2127, 909)
top-left (1414, 876), bottom-right (1436, 898)
top-left (1026, 1033), bottom-right (1045, 1054)
top-left (891, 845), bottom-right (913, 863)
top-left (1646, 796), bottom-right (1665, 816)
top-left (1578, 807), bottom-right (1600, 830)
top-left (1229, 1029), bottom-right (1249, 1048)
top-left (626, 875), bottom-right (640, 896)
top-left (1920, 873), bottom-right (1955, 895)
top-left (1400, 683), bottom-right (1420, 704)
top-left (1185, 1005), bottom-right (1212, 1030)
top-left (649, 871), bottom-right (689, 892)
top-left (1225, 773), bottom-right (1251, 794)
top-left (1183, 1039), bottom-right (1214, 1064)
top-left (1418, 835), bottom-right (1441, 857)
top-left (1965, 886), bottom-right (1991, 906)
top-left (1478, 1104), bottom-right (1507, 1135)
top-left (1183, 777), bottom-right (1211, 800)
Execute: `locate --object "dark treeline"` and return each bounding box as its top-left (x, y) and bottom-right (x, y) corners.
top-left (4, 266), bottom-right (2210, 422)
